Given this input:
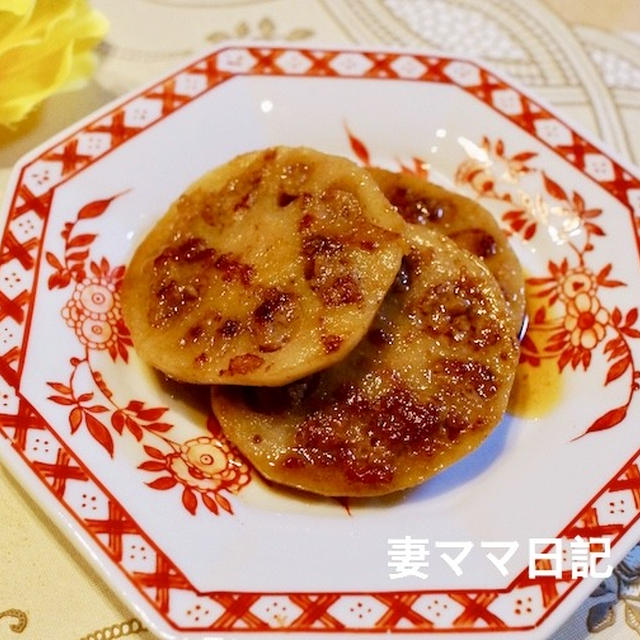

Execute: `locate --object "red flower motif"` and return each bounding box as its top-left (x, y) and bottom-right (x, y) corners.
top-left (560, 269), bottom-right (598, 301)
top-left (454, 136), bottom-right (537, 200)
top-left (564, 293), bottom-right (609, 350)
top-left (528, 262), bottom-right (624, 308)
top-left (168, 436), bottom-right (250, 495)
top-left (61, 260), bottom-right (131, 360)
top-left (141, 434), bottom-right (251, 516)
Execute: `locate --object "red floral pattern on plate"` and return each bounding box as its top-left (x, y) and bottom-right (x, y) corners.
top-left (46, 195), bottom-right (250, 514)
top-left (347, 126), bottom-right (640, 437)
top-left (141, 417), bottom-right (250, 516)
top-left (449, 134), bottom-right (640, 437)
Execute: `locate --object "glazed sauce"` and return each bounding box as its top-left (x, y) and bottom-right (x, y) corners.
top-left (508, 279), bottom-right (562, 418)
top-left (508, 357), bottom-right (562, 418)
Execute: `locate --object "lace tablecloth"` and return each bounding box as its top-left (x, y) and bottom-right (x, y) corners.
top-left (1, 1), bottom-right (639, 638)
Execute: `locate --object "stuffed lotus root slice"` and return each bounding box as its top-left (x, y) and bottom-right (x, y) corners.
top-left (121, 147), bottom-right (405, 385)
top-left (211, 226), bottom-right (520, 497)
top-left (368, 167), bottom-right (525, 336)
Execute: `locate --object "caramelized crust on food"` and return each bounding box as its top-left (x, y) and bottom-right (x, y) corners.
top-left (211, 226), bottom-right (520, 496)
top-left (121, 147), bottom-right (405, 385)
top-left (368, 168), bottom-right (525, 335)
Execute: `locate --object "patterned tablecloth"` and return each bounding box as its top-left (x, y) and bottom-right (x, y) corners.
top-left (1, 1), bottom-right (639, 638)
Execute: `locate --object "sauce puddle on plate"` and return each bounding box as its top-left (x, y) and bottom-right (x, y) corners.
top-left (508, 281), bottom-right (563, 418)
top-left (508, 356), bottom-right (562, 418)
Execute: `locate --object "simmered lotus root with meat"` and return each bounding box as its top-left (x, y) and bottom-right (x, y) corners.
top-left (121, 147), bottom-right (405, 385)
top-left (210, 225), bottom-right (520, 497)
top-left (369, 168), bottom-right (525, 335)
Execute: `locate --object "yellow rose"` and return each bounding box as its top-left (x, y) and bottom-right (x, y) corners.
top-left (0, 0), bottom-right (108, 127)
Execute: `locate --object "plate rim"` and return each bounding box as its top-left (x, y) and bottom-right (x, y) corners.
top-left (5, 39), bottom-right (640, 197)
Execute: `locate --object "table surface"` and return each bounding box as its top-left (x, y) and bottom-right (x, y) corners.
top-left (1, 1), bottom-right (639, 639)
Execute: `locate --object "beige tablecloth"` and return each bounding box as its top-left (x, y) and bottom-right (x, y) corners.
top-left (1, 1), bottom-right (639, 638)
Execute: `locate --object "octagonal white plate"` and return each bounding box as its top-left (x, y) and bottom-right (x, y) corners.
top-left (2, 43), bottom-right (640, 639)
